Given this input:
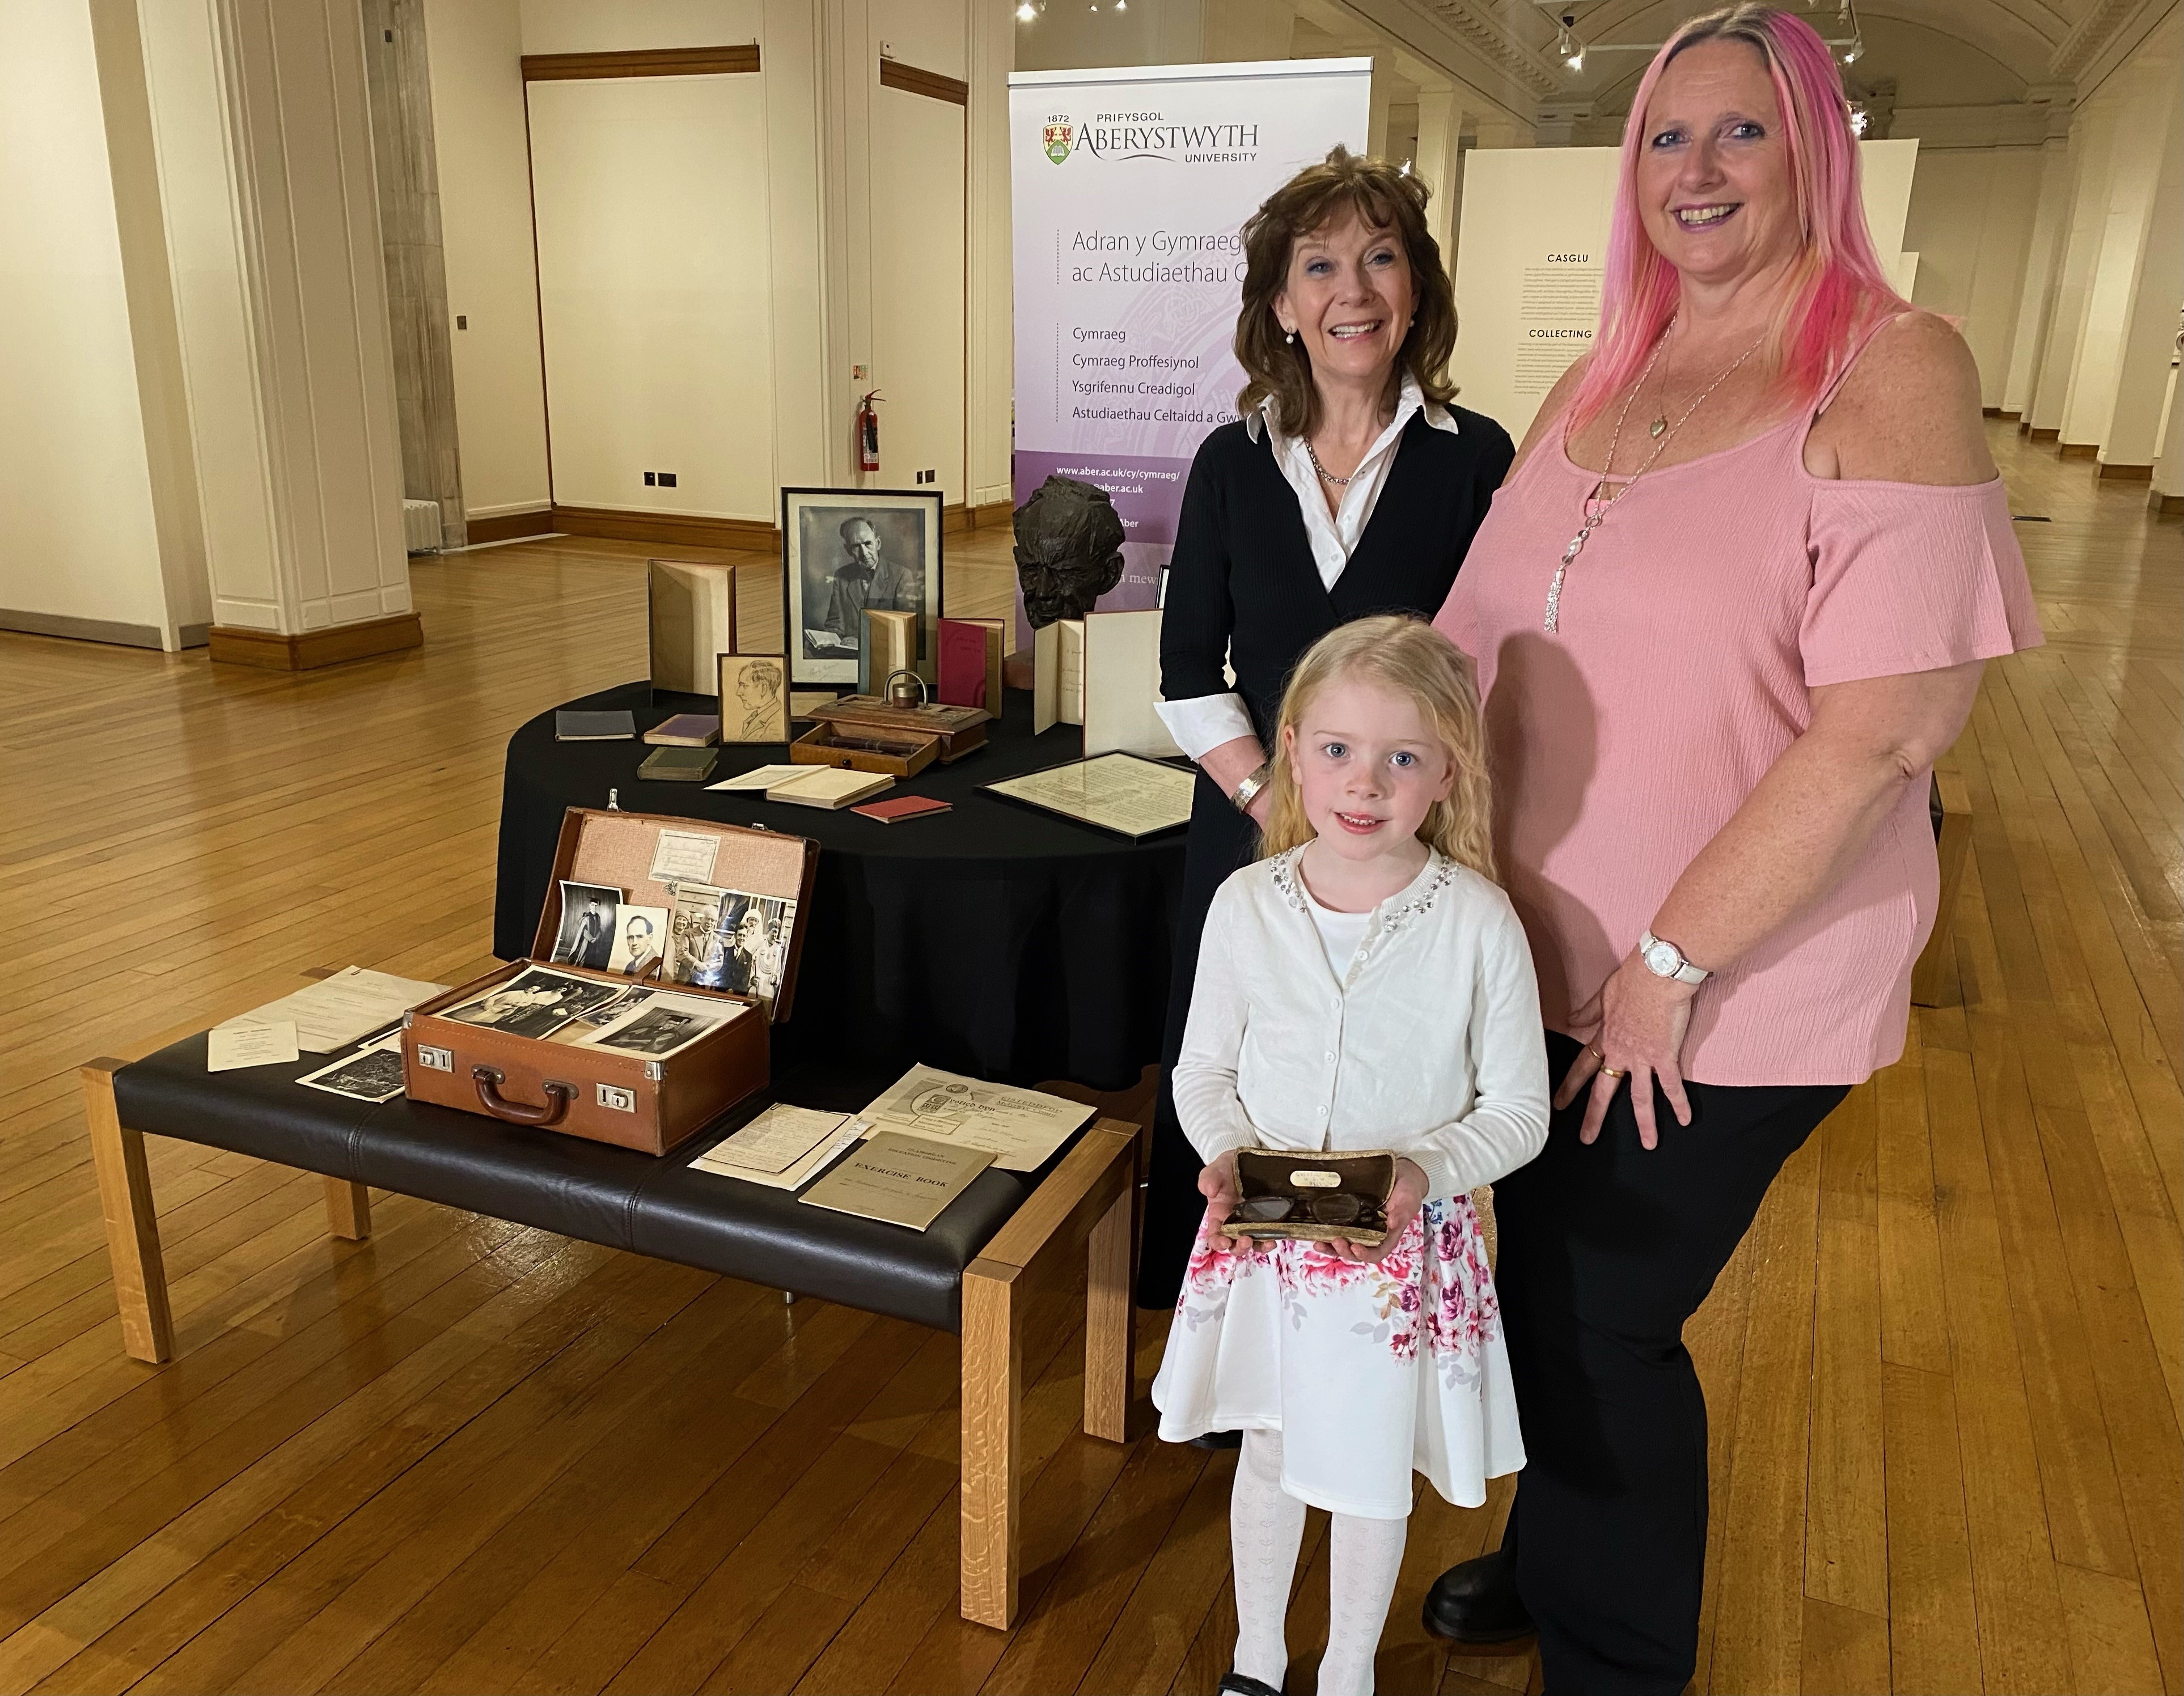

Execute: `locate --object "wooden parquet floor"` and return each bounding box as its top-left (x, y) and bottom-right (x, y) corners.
top-left (0, 429), bottom-right (2174, 1695)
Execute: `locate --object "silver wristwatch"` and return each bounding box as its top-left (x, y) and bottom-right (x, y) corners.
top-left (1639, 930), bottom-right (1710, 985)
top-left (1230, 761), bottom-right (1273, 815)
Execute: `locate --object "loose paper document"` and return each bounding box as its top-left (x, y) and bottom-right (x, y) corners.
top-left (221, 966), bottom-right (447, 1053)
top-left (207, 1020), bottom-right (299, 1072)
top-left (861, 1065), bottom-right (1094, 1172)
top-left (705, 764), bottom-right (808, 792)
top-left (689, 1112), bottom-right (866, 1192)
top-left (799, 1131), bottom-right (994, 1231)
top-left (984, 753), bottom-right (1195, 839)
top-left (649, 828), bottom-right (721, 884)
top-left (699, 1104), bottom-right (852, 1175)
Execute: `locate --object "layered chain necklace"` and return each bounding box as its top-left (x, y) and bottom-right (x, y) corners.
top-left (1543, 321), bottom-right (1766, 633)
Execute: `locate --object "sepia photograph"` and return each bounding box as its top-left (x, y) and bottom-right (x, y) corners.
top-left (442, 968), bottom-right (624, 1042)
top-left (678, 889), bottom-right (797, 1015)
top-left (294, 1037), bottom-right (407, 1103)
top-left (780, 487), bottom-right (942, 686)
top-left (549, 881), bottom-right (621, 970)
top-left (606, 904), bottom-right (668, 977)
top-left (584, 999), bottom-right (727, 1058)
top-left (718, 654), bottom-right (789, 744)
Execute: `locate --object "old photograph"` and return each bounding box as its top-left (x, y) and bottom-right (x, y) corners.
top-left (584, 998), bottom-right (731, 1059)
top-left (442, 968), bottom-right (624, 1042)
top-left (606, 904), bottom-right (668, 977)
top-left (549, 881), bottom-right (621, 970)
top-left (719, 654), bottom-right (789, 744)
top-left (295, 1036), bottom-right (407, 1103)
top-left (780, 487), bottom-right (942, 686)
top-left (677, 889), bottom-right (797, 1015)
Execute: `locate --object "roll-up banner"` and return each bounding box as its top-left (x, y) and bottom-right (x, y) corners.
top-left (1008, 59), bottom-right (1373, 643)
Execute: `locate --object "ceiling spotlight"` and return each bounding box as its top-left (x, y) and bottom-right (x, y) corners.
top-left (1848, 104), bottom-right (1869, 134)
top-left (1841, 37), bottom-right (1863, 61)
top-left (1114, 0), bottom-right (1125, 10)
top-left (1556, 12), bottom-right (1585, 70)
top-left (1014, 1), bottom-right (1034, 16)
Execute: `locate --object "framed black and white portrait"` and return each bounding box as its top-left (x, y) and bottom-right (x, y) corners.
top-left (780, 487), bottom-right (943, 688)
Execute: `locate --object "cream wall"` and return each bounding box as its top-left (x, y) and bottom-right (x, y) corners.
top-left (1902, 146), bottom-right (2044, 407)
top-left (0, 2), bottom-right (179, 647)
top-left (423, 0), bottom-right (549, 520)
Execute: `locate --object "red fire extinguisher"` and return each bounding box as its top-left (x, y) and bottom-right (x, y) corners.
top-left (856, 388), bottom-right (882, 473)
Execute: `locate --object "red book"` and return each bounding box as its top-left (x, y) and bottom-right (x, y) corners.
top-left (851, 795), bottom-right (954, 824)
top-left (936, 618), bottom-right (993, 710)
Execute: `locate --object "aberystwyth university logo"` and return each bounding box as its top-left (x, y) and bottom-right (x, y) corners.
top-left (1043, 117), bottom-right (1075, 164)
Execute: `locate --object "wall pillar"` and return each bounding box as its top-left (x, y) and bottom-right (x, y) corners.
top-left (2001, 93), bottom-right (2073, 416)
top-left (966, 0), bottom-right (1014, 514)
top-left (2093, 76), bottom-right (2182, 472)
top-left (2028, 98), bottom-right (2118, 437)
top-left (2152, 372), bottom-right (2183, 512)
top-left (2059, 60), bottom-right (2177, 452)
top-left (138, 0), bottom-right (418, 667)
top-left (1414, 87), bottom-right (1465, 270)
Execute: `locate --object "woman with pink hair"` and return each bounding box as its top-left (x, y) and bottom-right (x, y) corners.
top-left (1421, 5), bottom-right (2040, 1689)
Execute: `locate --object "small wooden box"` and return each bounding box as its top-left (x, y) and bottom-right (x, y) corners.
top-left (806, 695), bottom-right (991, 763)
top-left (789, 720), bottom-right (939, 778)
top-left (401, 808), bottom-right (816, 1155)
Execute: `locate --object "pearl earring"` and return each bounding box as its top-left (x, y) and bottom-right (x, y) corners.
top-left (1285, 330), bottom-right (1296, 344)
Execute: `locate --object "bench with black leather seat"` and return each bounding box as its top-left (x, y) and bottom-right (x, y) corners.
top-left (82, 1022), bottom-right (1138, 1630)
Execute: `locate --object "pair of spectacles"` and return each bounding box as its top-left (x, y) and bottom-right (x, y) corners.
top-left (1234, 1192), bottom-right (1365, 1227)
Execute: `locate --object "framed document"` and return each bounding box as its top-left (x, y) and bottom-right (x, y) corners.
top-left (983, 752), bottom-right (1196, 839)
top-left (780, 487), bottom-right (944, 689)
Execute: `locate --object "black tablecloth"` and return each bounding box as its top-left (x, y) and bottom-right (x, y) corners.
top-left (496, 681), bottom-right (1187, 1092)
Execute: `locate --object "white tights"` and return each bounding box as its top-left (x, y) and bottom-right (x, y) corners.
top-left (1229, 1430), bottom-right (1408, 1696)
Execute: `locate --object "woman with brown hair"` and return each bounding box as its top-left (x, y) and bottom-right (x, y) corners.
top-left (1140, 146), bottom-right (1516, 1315)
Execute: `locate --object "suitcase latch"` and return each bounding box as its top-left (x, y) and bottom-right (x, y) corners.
top-left (417, 1044), bottom-right (454, 1072)
top-left (596, 1083), bottom-right (636, 1113)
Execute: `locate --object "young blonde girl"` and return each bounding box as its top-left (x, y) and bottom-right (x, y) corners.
top-left (1151, 616), bottom-right (1549, 1696)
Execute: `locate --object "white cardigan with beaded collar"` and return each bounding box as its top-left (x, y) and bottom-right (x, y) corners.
top-left (1174, 846), bottom-right (1551, 1204)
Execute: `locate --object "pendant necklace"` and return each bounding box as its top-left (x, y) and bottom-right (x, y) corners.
top-left (1544, 321), bottom-right (1766, 634)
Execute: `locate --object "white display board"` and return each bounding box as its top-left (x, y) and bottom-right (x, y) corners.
top-left (1007, 59), bottom-right (1372, 642)
top-left (1450, 138), bottom-right (1920, 442)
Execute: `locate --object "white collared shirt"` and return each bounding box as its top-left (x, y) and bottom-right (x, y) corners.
top-left (1154, 376), bottom-right (1462, 761)
top-left (1173, 848), bottom-right (1550, 1203)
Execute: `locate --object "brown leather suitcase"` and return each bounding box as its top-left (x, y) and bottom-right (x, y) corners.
top-left (401, 807), bottom-right (817, 1154)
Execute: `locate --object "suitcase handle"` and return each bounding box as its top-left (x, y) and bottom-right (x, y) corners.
top-left (471, 1066), bottom-right (574, 1127)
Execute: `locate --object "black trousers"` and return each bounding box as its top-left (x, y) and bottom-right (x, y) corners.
top-left (1136, 773), bottom-right (1259, 1309)
top-left (1497, 1030), bottom-right (1848, 1695)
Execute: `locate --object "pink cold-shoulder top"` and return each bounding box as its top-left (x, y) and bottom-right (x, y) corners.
top-left (1435, 341), bottom-right (2043, 1087)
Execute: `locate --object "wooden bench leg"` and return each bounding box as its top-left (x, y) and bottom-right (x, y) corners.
top-left (324, 1177), bottom-right (373, 1240)
top-left (1083, 1178), bottom-right (1134, 1443)
top-left (81, 1060), bottom-right (174, 1364)
top-left (960, 1257), bottom-right (1022, 1630)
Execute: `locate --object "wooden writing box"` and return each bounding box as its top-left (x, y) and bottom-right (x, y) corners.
top-left (402, 808), bottom-right (817, 1155)
top-left (789, 720), bottom-right (939, 778)
top-left (805, 695), bottom-right (991, 763)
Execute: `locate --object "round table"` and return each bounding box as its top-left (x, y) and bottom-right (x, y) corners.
top-left (496, 681), bottom-right (1188, 1091)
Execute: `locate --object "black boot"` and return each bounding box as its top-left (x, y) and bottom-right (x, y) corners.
top-left (1421, 1542), bottom-right (1534, 1644)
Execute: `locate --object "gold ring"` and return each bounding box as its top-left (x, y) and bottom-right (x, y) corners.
top-left (1586, 1044), bottom-right (1604, 1061)
top-left (1599, 1065), bottom-right (1627, 1080)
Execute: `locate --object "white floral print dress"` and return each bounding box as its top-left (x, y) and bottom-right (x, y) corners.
top-left (1150, 849), bottom-right (1550, 1519)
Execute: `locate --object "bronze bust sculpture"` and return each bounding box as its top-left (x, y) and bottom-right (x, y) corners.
top-left (1012, 476), bottom-right (1127, 629)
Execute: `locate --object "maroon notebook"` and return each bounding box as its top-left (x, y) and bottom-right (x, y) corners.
top-left (936, 618), bottom-right (992, 710)
top-left (850, 795), bottom-right (953, 824)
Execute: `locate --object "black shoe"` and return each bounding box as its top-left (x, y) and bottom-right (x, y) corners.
top-left (1422, 1545), bottom-right (1534, 1644)
top-left (1190, 1428), bottom-right (1245, 1451)
top-left (1216, 1674), bottom-right (1282, 1696)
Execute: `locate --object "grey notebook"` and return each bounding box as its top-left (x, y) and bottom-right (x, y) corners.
top-left (555, 709), bottom-right (636, 741)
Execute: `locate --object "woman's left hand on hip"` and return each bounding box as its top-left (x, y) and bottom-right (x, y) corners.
top-left (1555, 956), bottom-right (1700, 1149)
top-left (1327, 1157), bottom-right (1430, 1264)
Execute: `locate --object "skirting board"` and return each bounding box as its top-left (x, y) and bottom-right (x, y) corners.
top-left (2096, 461), bottom-right (2152, 480)
top-left (208, 612), bottom-right (423, 671)
top-left (1997, 409), bottom-right (2021, 421)
top-left (1, 609), bottom-right (209, 651)
top-left (2058, 442), bottom-right (2098, 460)
top-left (466, 508), bottom-right (556, 544)
top-left (550, 504), bottom-right (778, 552)
top-left (2028, 426), bottom-right (2059, 443)
top-left (2157, 491), bottom-right (2183, 517)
